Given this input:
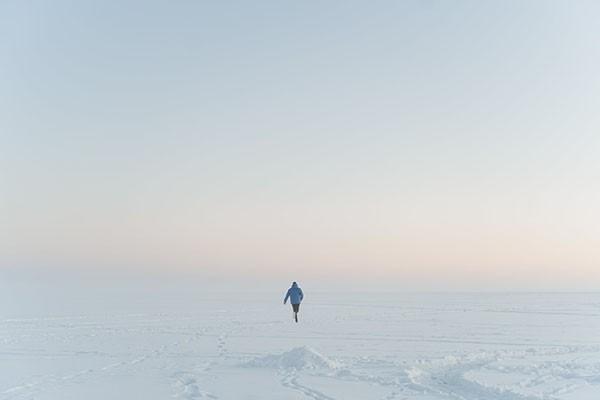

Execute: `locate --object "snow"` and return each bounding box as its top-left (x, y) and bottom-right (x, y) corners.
top-left (1, 285), bottom-right (599, 399)
top-left (244, 346), bottom-right (341, 370)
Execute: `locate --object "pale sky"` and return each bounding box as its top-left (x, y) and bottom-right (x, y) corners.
top-left (1, 1), bottom-right (599, 290)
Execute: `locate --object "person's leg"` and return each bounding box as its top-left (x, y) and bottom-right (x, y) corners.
top-left (292, 304), bottom-right (299, 322)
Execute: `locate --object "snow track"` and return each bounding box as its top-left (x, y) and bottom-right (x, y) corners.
top-left (281, 371), bottom-right (336, 400)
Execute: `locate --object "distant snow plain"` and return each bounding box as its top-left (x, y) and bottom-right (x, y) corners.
top-left (1, 283), bottom-right (599, 400)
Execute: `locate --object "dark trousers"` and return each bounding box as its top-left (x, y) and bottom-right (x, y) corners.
top-left (292, 303), bottom-right (300, 312)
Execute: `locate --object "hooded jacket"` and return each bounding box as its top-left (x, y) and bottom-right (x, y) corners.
top-left (284, 283), bottom-right (304, 305)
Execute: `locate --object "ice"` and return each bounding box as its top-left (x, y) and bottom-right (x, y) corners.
top-left (1, 282), bottom-right (599, 399)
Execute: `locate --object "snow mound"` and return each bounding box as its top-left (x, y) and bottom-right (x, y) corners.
top-left (244, 346), bottom-right (340, 370)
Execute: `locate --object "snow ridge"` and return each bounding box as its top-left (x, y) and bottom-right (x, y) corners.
top-left (244, 346), bottom-right (340, 371)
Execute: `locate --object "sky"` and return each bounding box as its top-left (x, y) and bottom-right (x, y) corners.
top-left (1, 1), bottom-right (599, 291)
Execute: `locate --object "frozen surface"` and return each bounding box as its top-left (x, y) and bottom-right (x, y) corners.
top-left (1, 287), bottom-right (599, 399)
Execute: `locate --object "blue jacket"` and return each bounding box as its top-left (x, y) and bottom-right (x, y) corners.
top-left (284, 283), bottom-right (304, 305)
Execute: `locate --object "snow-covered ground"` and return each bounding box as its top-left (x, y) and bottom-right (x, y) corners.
top-left (1, 286), bottom-right (599, 399)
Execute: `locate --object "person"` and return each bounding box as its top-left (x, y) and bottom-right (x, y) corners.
top-left (283, 281), bottom-right (304, 323)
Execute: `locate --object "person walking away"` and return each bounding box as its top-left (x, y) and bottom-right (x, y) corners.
top-left (284, 282), bottom-right (304, 323)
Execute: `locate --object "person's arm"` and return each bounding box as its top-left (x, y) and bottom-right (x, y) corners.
top-left (299, 288), bottom-right (304, 302)
top-left (284, 290), bottom-right (290, 304)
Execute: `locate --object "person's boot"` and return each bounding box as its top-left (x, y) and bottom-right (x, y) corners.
top-left (295, 313), bottom-right (298, 323)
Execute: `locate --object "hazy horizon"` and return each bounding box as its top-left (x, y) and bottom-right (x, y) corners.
top-left (2, 1), bottom-right (599, 291)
